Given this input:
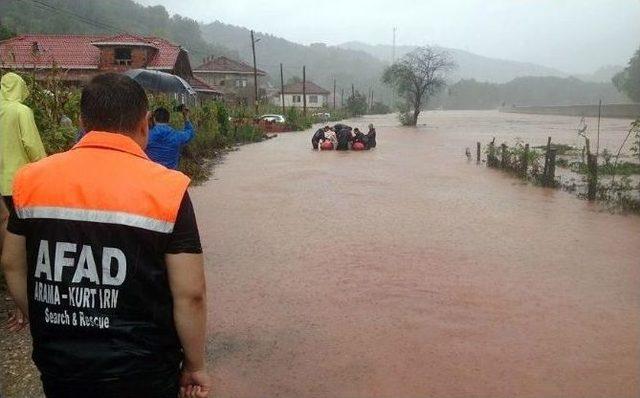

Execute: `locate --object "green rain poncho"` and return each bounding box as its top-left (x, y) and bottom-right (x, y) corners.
top-left (0, 72), bottom-right (46, 195)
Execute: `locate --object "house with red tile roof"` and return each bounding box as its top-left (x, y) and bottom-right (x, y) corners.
top-left (273, 81), bottom-right (330, 108)
top-left (194, 56), bottom-right (267, 105)
top-left (0, 33), bottom-right (222, 99)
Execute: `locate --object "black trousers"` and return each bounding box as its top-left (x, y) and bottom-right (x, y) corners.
top-left (41, 373), bottom-right (180, 398)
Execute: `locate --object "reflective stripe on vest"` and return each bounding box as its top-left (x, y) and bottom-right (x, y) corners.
top-left (16, 206), bottom-right (174, 233)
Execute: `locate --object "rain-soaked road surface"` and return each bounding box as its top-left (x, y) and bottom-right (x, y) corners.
top-left (190, 111), bottom-right (640, 398)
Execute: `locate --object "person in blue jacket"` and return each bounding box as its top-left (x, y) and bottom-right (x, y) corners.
top-left (146, 106), bottom-right (195, 169)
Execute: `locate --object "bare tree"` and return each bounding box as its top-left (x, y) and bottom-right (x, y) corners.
top-left (383, 47), bottom-right (456, 126)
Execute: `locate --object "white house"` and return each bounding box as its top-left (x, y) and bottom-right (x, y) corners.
top-left (273, 81), bottom-right (330, 108)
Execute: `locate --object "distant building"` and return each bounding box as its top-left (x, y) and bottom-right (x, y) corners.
top-left (274, 81), bottom-right (330, 108)
top-left (0, 33), bottom-right (222, 99)
top-left (193, 56), bottom-right (267, 105)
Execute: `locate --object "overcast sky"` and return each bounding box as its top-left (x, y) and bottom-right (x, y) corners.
top-left (135, 0), bottom-right (640, 74)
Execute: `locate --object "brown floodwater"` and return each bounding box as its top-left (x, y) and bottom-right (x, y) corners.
top-left (191, 110), bottom-right (640, 398)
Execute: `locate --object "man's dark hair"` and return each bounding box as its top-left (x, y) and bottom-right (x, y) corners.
top-left (153, 107), bottom-right (171, 123)
top-left (81, 73), bottom-right (148, 134)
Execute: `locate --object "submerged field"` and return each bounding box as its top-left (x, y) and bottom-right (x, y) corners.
top-left (193, 110), bottom-right (640, 398)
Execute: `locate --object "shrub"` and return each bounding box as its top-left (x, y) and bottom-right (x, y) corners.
top-left (16, 68), bottom-right (80, 154)
top-left (345, 91), bottom-right (368, 116)
top-left (399, 112), bottom-right (414, 126)
top-left (214, 101), bottom-right (230, 137)
top-left (285, 107), bottom-right (313, 130)
top-left (631, 119), bottom-right (640, 162)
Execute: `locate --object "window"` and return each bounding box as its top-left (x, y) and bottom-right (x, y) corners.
top-left (293, 95), bottom-right (301, 103)
top-left (235, 79), bottom-right (247, 88)
top-left (309, 95), bottom-right (318, 103)
top-left (114, 48), bottom-right (132, 66)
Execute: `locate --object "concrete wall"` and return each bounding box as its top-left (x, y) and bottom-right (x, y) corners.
top-left (500, 104), bottom-right (640, 119)
top-left (98, 47), bottom-right (151, 70)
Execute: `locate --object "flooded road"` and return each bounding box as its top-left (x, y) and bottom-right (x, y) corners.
top-left (191, 111), bottom-right (640, 398)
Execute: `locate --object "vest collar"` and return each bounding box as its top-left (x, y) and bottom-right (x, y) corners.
top-left (73, 131), bottom-right (149, 160)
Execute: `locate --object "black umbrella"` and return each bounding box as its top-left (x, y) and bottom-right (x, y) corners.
top-left (124, 69), bottom-right (196, 95)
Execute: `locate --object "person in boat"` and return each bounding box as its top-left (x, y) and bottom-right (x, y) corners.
top-left (322, 127), bottom-right (338, 149)
top-left (366, 123), bottom-right (377, 149)
top-left (335, 125), bottom-right (352, 151)
top-left (312, 126), bottom-right (329, 149)
top-left (353, 128), bottom-right (367, 146)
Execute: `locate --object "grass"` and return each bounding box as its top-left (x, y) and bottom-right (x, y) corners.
top-left (569, 161), bottom-right (640, 176)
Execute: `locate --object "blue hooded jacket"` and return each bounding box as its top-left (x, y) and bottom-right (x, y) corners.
top-left (145, 121), bottom-right (194, 169)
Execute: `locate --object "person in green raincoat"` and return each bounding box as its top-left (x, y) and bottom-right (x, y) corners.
top-left (0, 72), bottom-right (46, 204)
top-left (0, 72), bottom-right (46, 331)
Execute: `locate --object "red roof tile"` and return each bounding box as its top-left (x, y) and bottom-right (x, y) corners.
top-left (0, 34), bottom-right (182, 70)
top-left (92, 33), bottom-right (158, 48)
top-left (144, 36), bottom-right (182, 70)
top-left (194, 56), bottom-right (266, 76)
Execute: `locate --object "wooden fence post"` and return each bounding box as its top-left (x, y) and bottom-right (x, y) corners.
top-left (501, 143), bottom-right (508, 169)
top-left (585, 138), bottom-right (591, 157)
top-left (488, 142), bottom-right (496, 168)
top-left (542, 136), bottom-right (551, 179)
top-left (521, 143), bottom-right (529, 178)
top-left (546, 149), bottom-right (557, 187)
top-left (476, 142), bottom-right (481, 163)
top-left (587, 154), bottom-right (598, 200)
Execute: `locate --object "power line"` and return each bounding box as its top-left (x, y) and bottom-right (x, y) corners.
top-left (18, 0), bottom-right (123, 33)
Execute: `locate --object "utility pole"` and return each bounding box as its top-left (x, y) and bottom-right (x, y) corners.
top-left (251, 30), bottom-right (259, 114)
top-left (392, 27), bottom-right (398, 107)
top-left (596, 99), bottom-right (602, 156)
top-left (280, 63), bottom-right (285, 115)
top-left (341, 88), bottom-right (344, 108)
top-left (302, 65), bottom-right (307, 117)
top-left (333, 78), bottom-right (336, 110)
top-left (392, 26), bottom-right (397, 63)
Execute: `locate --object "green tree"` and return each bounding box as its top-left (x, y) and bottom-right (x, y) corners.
top-left (0, 23), bottom-right (15, 40)
top-left (382, 47), bottom-right (456, 126)
top-left (613, 47), bottom-right (640, 102)
top-left (368, 101), bottom-right (391, 114)
top-left (346, 91), bottom-right (368, 116)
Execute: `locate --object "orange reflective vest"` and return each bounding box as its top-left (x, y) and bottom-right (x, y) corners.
top-left (12, 131), bottom-right (191, 381)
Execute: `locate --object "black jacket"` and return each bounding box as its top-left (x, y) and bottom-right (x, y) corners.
top-left (366, 128), bottom-right (377, 148)
top-left (311, 129), bottom-right (325, 148)
top-left (336, 129), bottom-right (352, 150)
top-left (353, 131), bottom-right (367, 144)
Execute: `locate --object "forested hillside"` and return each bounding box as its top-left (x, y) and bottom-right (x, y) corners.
top-left (338, 41), bottom-right (568, 83)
